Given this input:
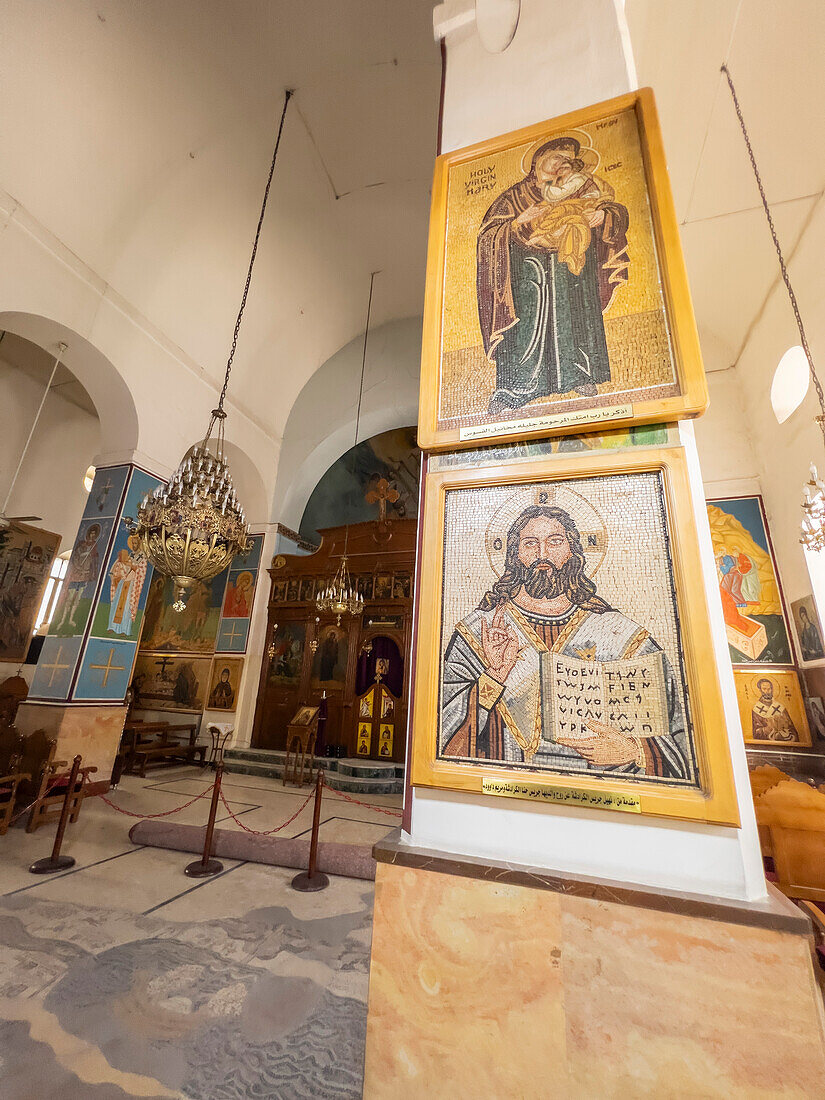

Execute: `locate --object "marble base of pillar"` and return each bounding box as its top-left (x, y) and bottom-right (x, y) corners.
top-left (364, 834), bottom-right (825, 1098)
top-left (16, 702), bottom-right (126, 792)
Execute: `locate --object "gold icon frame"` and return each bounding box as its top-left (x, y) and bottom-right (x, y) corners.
top-left (418, 88), bottom-right (708, 451)
top-left (410, 447), bottom-right (739, 827)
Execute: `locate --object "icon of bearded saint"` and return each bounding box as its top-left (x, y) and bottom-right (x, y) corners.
top-left (440, 505), bottom-right (690, 779)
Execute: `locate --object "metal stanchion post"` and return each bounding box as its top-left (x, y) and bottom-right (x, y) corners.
top-left (292, 768), bottom-right (329, 892)
top-left (184, 763), bottom-right (224, 878)
top-left (30, 755), bottom-right (82, 874)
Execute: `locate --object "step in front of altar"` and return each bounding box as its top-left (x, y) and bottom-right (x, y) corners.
top-left (223, 748), bottom-right (404, 794)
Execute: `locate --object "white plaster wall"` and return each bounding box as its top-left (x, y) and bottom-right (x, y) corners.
top-left (696, 368), bottom-right (761, 499)
top-left (437, 0), bottom-right (634, 154)
top-left (731, 194), bottom-right (825, 607)
top-left (273, 317), bottom-right (422, 530)
top-left (0, 356), bottom-right (100, 540)
top-left (408, 0), bottom-right (767, 901)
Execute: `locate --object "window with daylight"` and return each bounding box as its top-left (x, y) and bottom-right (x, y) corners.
top-left (771, 345), bottom-right (809, 424)
top-left (34, 551), bottom-right (70, 634)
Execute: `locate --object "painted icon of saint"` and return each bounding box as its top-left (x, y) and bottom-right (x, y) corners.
top-left (441, 504), bottom-right (689, 778)
top-left (798, 605), bottom-right (825, 661)
top-left (751, 678), bottom-right (798, 742)
top-left (107, 538), bottom-right (148, 636)
top-left (476, 136), bottom-right (629, 413)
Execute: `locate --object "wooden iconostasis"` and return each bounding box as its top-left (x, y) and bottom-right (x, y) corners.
top-left (251, 519), bottom-right (416, 762)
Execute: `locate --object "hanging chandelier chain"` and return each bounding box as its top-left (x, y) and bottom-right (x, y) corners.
top-left (216, 88), bottom-right (294, 415)
top-left (2, 340), bottom-right (67, 515)
top-left (353, 270), bottom-right (378, 450)
top-left (342, 270), bottom-right (378, 560)
top-left (721, 64), bottom-right (825, 440)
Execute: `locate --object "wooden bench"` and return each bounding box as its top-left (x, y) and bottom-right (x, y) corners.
top-left (126, 722), bottom-right (206, 777)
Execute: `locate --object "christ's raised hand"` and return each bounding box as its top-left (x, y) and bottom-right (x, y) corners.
top-left (480, 605), bottom-right (524, 683)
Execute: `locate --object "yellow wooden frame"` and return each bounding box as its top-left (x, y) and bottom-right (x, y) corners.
top-left (410, 447), bottom-right (740, 827)
top-left (418, 88), bottom-right (708, 451)
top-left (733, 668), bottom-right (813, 748)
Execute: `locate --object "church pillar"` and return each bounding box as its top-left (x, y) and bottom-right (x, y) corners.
top-left (18, 461), bottom-right (163, 787)
top-left (363, 1), bottom-right (825, 1092)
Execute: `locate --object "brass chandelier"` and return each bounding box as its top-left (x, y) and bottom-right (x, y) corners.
top-left (315, 272), bottom-right (379, 624)
top-left (128, 90), bottom-right (294, 609)
top-left (315, 555), bottom-right (363, 623)
top-left (722, 66), bottom-right (825, 552)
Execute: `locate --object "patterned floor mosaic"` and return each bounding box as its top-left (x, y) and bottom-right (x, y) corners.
top-left (0, 868), bottom-right (374, 1098)
top-left (0, 766), bottom-right (399, 1098)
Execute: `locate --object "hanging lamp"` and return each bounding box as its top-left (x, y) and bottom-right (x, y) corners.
top-left (128, 90), bottom-right (294, 610)
top-left (722, 66), bottom-right (825, 552)
top-left (315, 272), bottom-right (379, 624)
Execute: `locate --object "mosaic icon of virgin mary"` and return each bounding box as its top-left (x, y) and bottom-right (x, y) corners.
top-left (440, 500), bottom-right (692, 781)
top-left (477, 134), bottom-right (629, 413)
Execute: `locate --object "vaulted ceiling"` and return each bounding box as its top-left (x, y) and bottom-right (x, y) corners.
top-left (2, 0), bottom-right (824, 442)
top-left (0, 0), bottom-right (440, 439)
top-left (626, 0), bottom-right (825, 374)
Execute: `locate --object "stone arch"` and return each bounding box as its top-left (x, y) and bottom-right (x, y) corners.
top-left (272, 316), bottom-right (422, 529)
top-left (0, 311), bottom-right (140, 459)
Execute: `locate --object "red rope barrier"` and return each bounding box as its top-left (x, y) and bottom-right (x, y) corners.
top-left (325, 786), bottom-right (402, 817)
top-left (218, 787), bottom-right (315, 836)
top-left (97, 784), bottom-right (215, 819)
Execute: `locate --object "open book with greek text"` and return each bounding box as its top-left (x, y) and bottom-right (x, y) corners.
top-left (545, 650), bottom-right (668, 743)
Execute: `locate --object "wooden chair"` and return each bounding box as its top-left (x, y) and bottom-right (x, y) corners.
top-left (0, 717), bottom-right (28, 837)
top-left (26, 755), bottom-right (98, 833)
top-left (749, 764), bottom-right (792, 859)
top-left (0, 720), bottom-right (27, 836)
top-left (754, 778), bottom-right (825, 902)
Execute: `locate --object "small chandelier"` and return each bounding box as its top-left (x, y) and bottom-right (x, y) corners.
top-left (723, 66), bottom-right (825, 552)
top-left (802, 464), bottom-right (825, 552)
top-left (315, 271), bottom-right (377, 624)
top-left (128, 90), bottom-right (294, 608)
top-left (316, 557), bottom-right (363, 625)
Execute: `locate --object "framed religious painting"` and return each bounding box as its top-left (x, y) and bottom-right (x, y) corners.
top-left (0, 522), bottom-right (61, 663)
top-left (791, 596), bottom-right (825, 664)
top-left (706, 495), bottom-right (794, 666)
top-left (207, 657), bottom-right (243, 713)
top-left (733, 669), bottom-right (812, 748)
top-left (131, 653), bottom-right (211, 714)
top-left (418, 88), bottom-right (707, 451)
top-left (410, 448), bottom-right (739, 826)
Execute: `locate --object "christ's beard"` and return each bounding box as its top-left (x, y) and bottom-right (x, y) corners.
top-left (522, 558), bottom-right (575, 600)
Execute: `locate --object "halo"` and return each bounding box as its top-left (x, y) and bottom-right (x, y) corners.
top-left (753, 673), bottom-right (779, 693)
top-left (484, 484), bottom-right (608, 579)
top-left (235, 570), bottom-right (254, 588)
top-left (520, 129), bottom-right (600, 176)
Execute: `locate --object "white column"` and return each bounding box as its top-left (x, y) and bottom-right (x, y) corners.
top-left (407, 0), bottom-right (766, 902)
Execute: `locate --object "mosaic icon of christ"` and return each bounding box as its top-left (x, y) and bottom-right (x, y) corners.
top-left (440, 505), bottom-right (691, 779)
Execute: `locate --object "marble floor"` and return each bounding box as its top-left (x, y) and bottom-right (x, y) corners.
top-left (0, 765), bottom-right (402, 1099)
